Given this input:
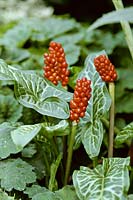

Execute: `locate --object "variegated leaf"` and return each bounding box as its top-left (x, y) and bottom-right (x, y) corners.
top-left (11, 124), bottom-right (41, 150)
top-left (82, 119), bottom-right (103, 158)
top-left (78, 51), bottom-right (111, 122)
top-left (115, 122), bottom-right (133, 145)
top-left (0, 59), bottom-right (72, 119)
top-left (77, 51), bottom-right (111, 158)
top-left (73, 157), bottom-right (130, 200)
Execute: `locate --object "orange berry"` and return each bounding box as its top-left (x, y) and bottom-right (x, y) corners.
top-left (94, 55), bottom-right (117, 82)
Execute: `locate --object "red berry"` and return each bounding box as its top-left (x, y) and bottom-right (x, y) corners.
top-left (43, 41), bottom-right (69, 86)
top-left (80, 112), bottom-right (85, 117)
top-left (69, 77), bottom-right (91, 122)
top-left (70, 100), bottom-right (77, 109)
top-left (75, 108), bottom-right (81, 114)
top-left (94, 55), bottom-right (117, 82)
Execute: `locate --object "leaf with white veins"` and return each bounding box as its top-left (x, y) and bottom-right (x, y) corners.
top-left (73, 157), bottom-right (130, 200)
top-left (0, 59), bottom-right (72, 119)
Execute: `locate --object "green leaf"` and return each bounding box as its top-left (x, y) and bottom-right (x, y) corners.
top-left (78, 51), bottom-right (111, 122)
top-left (64, 44), bottom-right (81, 65)
top-left (26, 185), bottom-right (79, 200)
top-left (116, 92), bottom-right (133, 113)
top-left (0, 190), bottom-right (15, 200)
top-left (54, 32), bottom-right (84, 45)
top-left (73, 157), bottom-right (130, 200)
top-left (128, 195), bottom-right (133, 200)
top-left (0, 22), bottom-right (31, 47)
top-left (41, 120), bottom-right (70, 138)
top-left (32, 191), bottom-right (60, 200)
top-left (27, 144), bottom-right (47, 180)
top-left (21, 143), bottom-right (37, 158)
top-left (87, 7), bottom-right (133, 32)
top-left (20, 107), bottom-right (43, 125)
top-left (55, 186), bottom-right (79, 200)
top-left (0, 86), bottom-right (13, 95)
top-left (115, 69), bottom-right (133, 100)
top-left (73, 124), bottom-right (83, 150)
top-left (11, 124), bottom-right (41, 150)
top-left (26, 96), bottom-right (69, 119)
top-left (117, 69), bottom-right (133, 90)
top-left (84, 29), bottom-right (125, 55)
top-left (0, 47), bottom-right (30, 63)
top-left (0, 59), bottom-right (72, 119)
top-left (77, 51), bottom-right (111, 158)
top-left (0, 94), bottom-right (23, 123)
top-left (82, 119), bottom-right (104, 158)
top-left (0, 122), bottom-right (20, 159)
top-left (30, 17), bottom-right (79, 42)
top-left (24, 185), bottom-right (48, 199)
top-left (68, 66), bottom-right (82, 89)
top-left (74, 120), bottom-right (104, 157)
top-left (0, 158), bottom-right (36, 191)
top-left (115, 122), bottom-right (133, 145)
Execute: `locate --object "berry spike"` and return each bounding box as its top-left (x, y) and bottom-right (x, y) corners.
top-left (70, 77), bottom-right (91, 123)
top-left (94, 55), bottom-right (117, 82)
top-left (43, 41), bottom-right (69, 86)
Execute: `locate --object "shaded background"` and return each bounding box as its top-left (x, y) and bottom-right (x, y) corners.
top-left (45, 0), bottom-right (133, 21)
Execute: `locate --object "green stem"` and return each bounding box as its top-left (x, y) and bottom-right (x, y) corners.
top-left (63, 136), bottom-right (67, 166)
top-left (108, 82), bottom-right (115, 157)
top-left (101, 117), bottom-right (120, 135)
top-left (112, 0), bottom-right (133, 61)
top-left (51, 137), bottom-right (59, 157)
top-left (51, 137), bottom-right (64, 184)
top-left (48, 153), bottom-right (62, 191)
top-left (43, 148), bottom-right (50, 187)
top-left (92, 157), bottom-right (98, 168)
top-left (64, 121), bottom-right (77, 185)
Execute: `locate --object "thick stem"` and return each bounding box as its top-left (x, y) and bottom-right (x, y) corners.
top-left (108, 82), bottom-right (115, 157)
top-left (112, 0), bottom-right (133, 61)
top-left (64, 121), bottom-right (77, 185)
top-left (48, 153), bottom-right (62, 191)
top-left (51, 137), bottom-right (64, 184)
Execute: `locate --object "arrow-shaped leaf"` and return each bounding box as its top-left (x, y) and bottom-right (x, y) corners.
top-left (77, 51), bottom-right (111, 158)
top-left (73, 157), bottom-right (130, 200)
top-left (0, 59), bottom-right (72, 119)
top-left (78, 51), bottom-right (111, 122)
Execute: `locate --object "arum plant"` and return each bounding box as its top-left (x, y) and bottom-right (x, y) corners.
top-left (0, 40), bottom-right (131, 199)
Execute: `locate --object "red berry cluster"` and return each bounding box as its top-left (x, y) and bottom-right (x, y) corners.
top-left (94, 55), bottom-right (117, 82)
top-left (70, 77), bottom-right (91, 122)
top-left (43, 41), bottom-right (69, 86)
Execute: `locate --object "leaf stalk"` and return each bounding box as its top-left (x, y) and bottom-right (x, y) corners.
top-left (108, 82), bottom-right (115, 157)
top-left (64, 121), bottom-right (77, 185)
